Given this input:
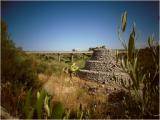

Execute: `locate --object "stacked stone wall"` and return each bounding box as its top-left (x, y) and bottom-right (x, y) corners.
top-left (79, 48), bottom-right (129, 83)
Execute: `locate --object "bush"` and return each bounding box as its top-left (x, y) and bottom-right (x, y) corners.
top-left (1, 21), bottom-right (38, 87)
top-left (36, 61), bottom-right (48, 74)
top-left (1, 21), bottom-right (38, 117)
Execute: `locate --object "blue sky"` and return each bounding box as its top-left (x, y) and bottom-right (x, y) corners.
top-left (2, 1), bottom-right (159, 51)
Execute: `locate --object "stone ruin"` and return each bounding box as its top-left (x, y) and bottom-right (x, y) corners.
top-left (79, 48), bottom-right (129, 84)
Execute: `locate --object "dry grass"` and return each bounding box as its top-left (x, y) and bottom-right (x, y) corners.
top-left (38, 73), bottom-right (123, 118)
top-left (1, 82), bottom-right (26, 117)
top-left (40, 74), bottom-right (93, 110)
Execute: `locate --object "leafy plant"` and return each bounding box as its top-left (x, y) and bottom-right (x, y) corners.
top-left (63, 62), bottom-right (79, 78)
top-left (36, 89), bottom-right (47, 119)
top-left (23, 89), bottom-right (34, 119)
top-left (118, 11), bottom-right (159, 118)
top-left (23, 89), bottom-right (50, 119)
top-left (22, 89), bottom-right (67, 119)
top-left (52, 102), bottom-right (65, 119)
top-left (44, 95), bottom-right (51, 117)
top-left (121, 11), bottom-right (127, 32)
top-left (70, 63), bottom-right (79, 72)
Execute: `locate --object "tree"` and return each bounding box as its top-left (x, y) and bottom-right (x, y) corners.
top-left (72, 49), bottom-right (76, 52)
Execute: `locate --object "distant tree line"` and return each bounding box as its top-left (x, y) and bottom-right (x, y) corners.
top-left (88, 45), bottom-right (106, 51)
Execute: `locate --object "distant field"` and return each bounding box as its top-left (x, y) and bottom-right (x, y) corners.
top-left (25, 51), bottom-right (93, 54)
top-left (25, 49), bottom-right (128, 55)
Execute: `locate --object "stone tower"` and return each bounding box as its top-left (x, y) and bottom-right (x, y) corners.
top-left (79, 48), bottom-right (129, 83)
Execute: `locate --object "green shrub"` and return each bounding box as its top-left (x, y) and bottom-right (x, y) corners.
top-left (36, 61), bottom-right (48, 74)
top-left (1, 21), bottom-right (37, 87)
top-left (1, 21), bottom-right (39, 118)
